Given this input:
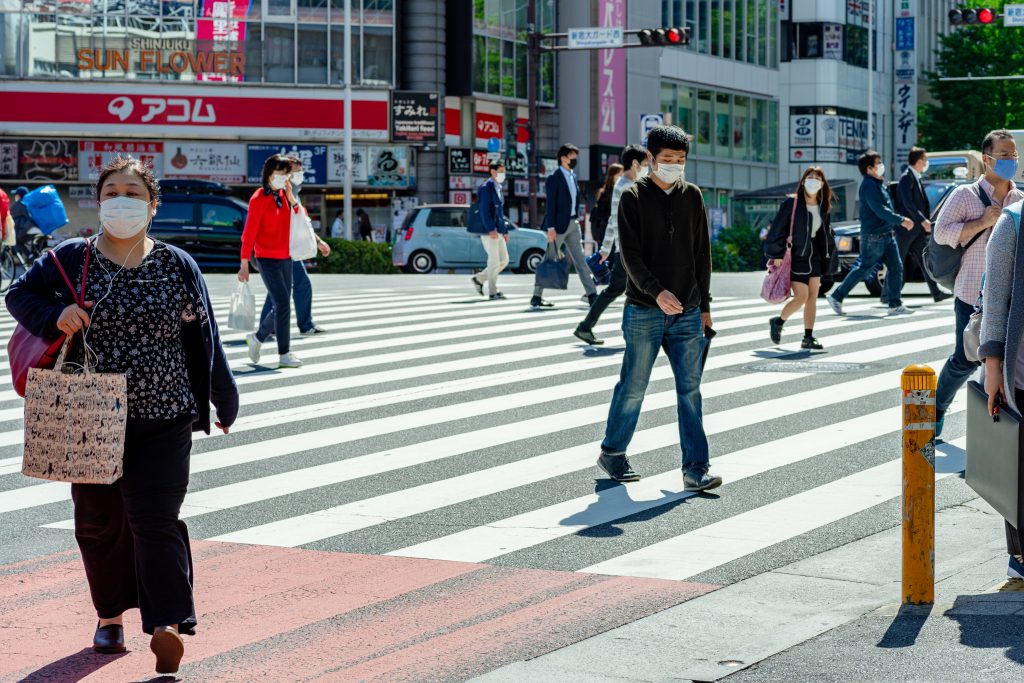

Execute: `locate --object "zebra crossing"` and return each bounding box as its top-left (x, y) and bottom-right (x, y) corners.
top-left (0, 280), bottom-right (972, 588)
top-left (2, 278), bottom-right (986, 681)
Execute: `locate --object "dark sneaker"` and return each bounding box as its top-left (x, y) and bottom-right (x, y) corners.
top-left (489, 292), bottom-right (507, 300)
top-left (935, 410), bottom-right (945, 439)
top-left (769, 316), bottom-right (785, 344)
top-left (1009, 555), bottom-right (1024, 580)
top-left (471, 276), bottom-right (484, 297)
top-left (933, 292), bottom-right (954, 303)
top-left (801, 336), bottom-right (823, 350)
top-left (597, 452), bottom-right (640, 482)
top-left (574, 326), bottom-right (604, 345)
top-left (683, 470), bottom-right (723, 492)
top-left (299, 325), bottom-right (328, 337)
top-left (530, 297), bottom-right (555, 308)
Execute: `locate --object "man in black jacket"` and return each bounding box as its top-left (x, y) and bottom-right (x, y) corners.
top-left (894, 147), bottom-right (950, 303)
top-left (596, 125), bottom-right (721, 492)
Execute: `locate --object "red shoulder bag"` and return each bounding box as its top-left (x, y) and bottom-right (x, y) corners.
top-left (8, 245), bottom-right (91, 398)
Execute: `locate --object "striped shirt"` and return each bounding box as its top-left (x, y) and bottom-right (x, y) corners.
top-left (600, 174), bottom-right (635, 256)
top-left (933, 177), bottom-right (1024, 302)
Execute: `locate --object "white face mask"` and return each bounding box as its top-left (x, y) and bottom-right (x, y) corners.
top-left (100, 196), bottom-right (151, 239)
top-left (804, 178), bottom-right (823, 195)
top-left (290, 171), bottom-right (304, 186)
top-left (635, 163), bottom-right (650, 179)
top-left (654, 163), bottom-right (685, 185)
top-left (874, 163), bottom-right (886, 178)
top-left (269, 173), bottom-right (288, 190)
top-left (495, 172), bottom-right (506, 184)
top-left (921, 162), bottom-right (930, 174)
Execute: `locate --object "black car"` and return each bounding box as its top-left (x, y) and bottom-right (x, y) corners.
top-left (828, 179), bottom-right (969, 297)
top-left (151, 179), bottom-right (248, 270)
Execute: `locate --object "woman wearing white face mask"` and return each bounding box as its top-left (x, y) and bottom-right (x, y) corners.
top-left (5, 156), bottom-right (238, 675)
top-left (764, 166), bottom-right (838, 350)
top-left (259, 155), bottom-right (331, 338)
top-left (238, 154), bottom-right (303, 368)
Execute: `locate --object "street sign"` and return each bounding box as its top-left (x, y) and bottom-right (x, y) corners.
top-left (1005, 4), bottom-right (1024, 25)
top-left (567, 27), bottom-right (624, 49)
top-left (390, 91), bottom-right (439, 143)
top-left (639, 113), bottom-right (664, 144)
top-left (448, 148), bottom-right (472, 175)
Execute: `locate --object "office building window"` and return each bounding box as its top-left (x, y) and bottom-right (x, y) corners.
top-left (697, 89), bottom-right (713, 152)
top-left (715, 92), bottom-right (730, 153)
top-left (472, 0), bottom-right (555, 104)
top-left (665, 80), bottom-right (776, 163)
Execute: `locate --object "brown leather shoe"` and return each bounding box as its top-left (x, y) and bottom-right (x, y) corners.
top-left (150, 627), bottom-right (184, 674)
top-left (93, 622), bottom-right (126, 654)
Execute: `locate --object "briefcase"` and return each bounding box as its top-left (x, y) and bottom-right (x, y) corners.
top-left (965, 381), bottom-right (1024, 530)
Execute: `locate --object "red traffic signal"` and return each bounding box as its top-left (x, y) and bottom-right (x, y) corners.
top-left (638, 27), bottom-right (690, 46)
top-left (949, 8), bottom-right (999, 25)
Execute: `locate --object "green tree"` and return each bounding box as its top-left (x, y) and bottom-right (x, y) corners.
top-left (919, 0), bottom-right (1024, 151)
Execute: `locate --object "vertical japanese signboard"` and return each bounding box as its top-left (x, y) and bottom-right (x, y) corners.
top-left (894, 0), bottom-right (917, 170)
top-left (390, 91), bottom-right (439, 143)
top-left (597, 0), bottom-right (627, 146)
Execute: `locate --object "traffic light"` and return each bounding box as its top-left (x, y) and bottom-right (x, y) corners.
top-left (637, 27), bottom-right (690, 46)
top-left (948, 8), bottom-right (998, 25)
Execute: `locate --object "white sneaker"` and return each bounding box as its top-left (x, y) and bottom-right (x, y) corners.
top-left (888, 305), bottom-right (914, 315)
top-left (245, 333), bottom-right (262, 364)
top-left (278, 352), bottom-right (303, 369)
top-left (826, 294), bottom-right (844, 316)
top-left (299, 325), bottom-right (328, 337)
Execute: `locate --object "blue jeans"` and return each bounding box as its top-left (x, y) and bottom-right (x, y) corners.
top-left (936, 297), bottom-right (981, 415)
top-left (261, 261), bottom-right (314, 334)
top-left (831, 232), bottom-right (904, 307)
top-left (255, 257), bottom-right (293, 355)
top-left (601, 304), bottom-right (710, 473)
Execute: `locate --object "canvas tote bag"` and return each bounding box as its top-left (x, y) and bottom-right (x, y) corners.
top-left (22, 334), bottom-right (128, 485)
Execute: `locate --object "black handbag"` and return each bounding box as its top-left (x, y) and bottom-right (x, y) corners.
top-left (966, 381), bottom-right (1024, 529)
top-left (534, 242), bottom-right (569, 290)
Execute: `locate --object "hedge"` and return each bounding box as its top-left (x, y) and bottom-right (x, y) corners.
top-left (710, 224), bottom-right (765, 273)
top-left (312, 238), bottom-right (397, 274)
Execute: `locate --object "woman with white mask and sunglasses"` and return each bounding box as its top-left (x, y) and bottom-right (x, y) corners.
top-left (5, 155), bottom-right (238, 675)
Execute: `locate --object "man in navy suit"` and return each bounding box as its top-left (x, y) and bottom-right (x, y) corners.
top-left (468, 161), bottom-right (510, 300)
top-left (894, 146), bottom-right (951, 303)
top-left (531, 143), bottom-right (598, 308)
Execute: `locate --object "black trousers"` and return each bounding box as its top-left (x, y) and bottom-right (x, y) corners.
top-left (1007, 391), bottom-right (1024, 560)
top-left (896, 227), bottom-right (942, 297)
top-left (71, 415), bottom-right (196, 635)
top-left (579, 253), bottom-right (629, 332)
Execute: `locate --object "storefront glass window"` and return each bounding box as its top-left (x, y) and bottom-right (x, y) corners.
top-left (732, 95), bottom-right (748, 160)
top-left (697, 89), bottom-right (712, 152)
top-left (715, 92), bottom-right (730, 153)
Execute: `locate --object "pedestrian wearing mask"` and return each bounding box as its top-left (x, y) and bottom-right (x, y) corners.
top-left (978, 197), bottom-right (1024, 581)
top-left (826, 150), bottom-right (916, 316)
top-left (238, 154), bottom-right (303, 369)
top-left (589, 163), bottom-right (623, 248)
top-left (5, 155), bottom-right (238, 675)
top-left (468, 161), bottom-right (510, 300)
top-left (574, 144), bottom-right (648, 345)
top-left (531, 143), bottom-right (598, 308)
top-left (895, 146), bottom-right (950, 303)
top-left (596, 125), bottom-right (721, 492)
top-left (259, 155), bottom-right (331, 338)
top-left (933, 129), bottom-right (1024, 438)
top-left (765, 166), bottom-right (838, 349)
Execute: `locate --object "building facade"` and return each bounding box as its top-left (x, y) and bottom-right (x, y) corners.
top-left (0, 0), bottom-right (408, 238)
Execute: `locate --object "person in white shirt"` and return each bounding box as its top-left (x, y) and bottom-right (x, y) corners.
top-left (330, 212), bottom-right (345, 239)
top-left (573, 144), bottom-right (649, 345)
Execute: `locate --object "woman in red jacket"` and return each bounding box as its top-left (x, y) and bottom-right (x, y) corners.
top-left (237, 154), bottom-right (303, 368)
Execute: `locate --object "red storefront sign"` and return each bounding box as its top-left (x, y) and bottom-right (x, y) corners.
top-left (445, 107), bottom-right (461, 138)
top-left (0, 84), bottom-right (389, 142)
top-left (472, 150), bottom-right (492, 174)
top-left (474, 112), bottom-right (503, 147)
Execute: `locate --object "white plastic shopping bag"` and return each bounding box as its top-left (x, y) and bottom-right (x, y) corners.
top-left (290, 207), bottom-right (318, 261)
top-left (227, 281), bottom-right (256, 331)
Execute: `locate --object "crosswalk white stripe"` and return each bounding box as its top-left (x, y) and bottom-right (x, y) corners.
top-left (207, 351), bottom-right (949, 547)
top-left (580, 436), bottom-right (967, 580)
top-left (389, 395), bottom-right (964, 564)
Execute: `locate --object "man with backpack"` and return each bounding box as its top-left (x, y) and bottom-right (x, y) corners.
top-left (932, 129), bottom-right (1024, 437)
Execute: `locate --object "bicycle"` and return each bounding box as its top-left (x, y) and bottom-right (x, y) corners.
top-left (0, 230), bottom-right (51, 293)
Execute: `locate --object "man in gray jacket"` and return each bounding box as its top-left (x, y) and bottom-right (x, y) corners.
top-left (574, 144), bottom-right (649, 345)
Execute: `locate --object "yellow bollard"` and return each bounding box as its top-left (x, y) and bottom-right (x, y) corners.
top-left (901, 364), bottom-right (937, 605)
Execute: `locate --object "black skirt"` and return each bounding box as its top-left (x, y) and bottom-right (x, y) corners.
top-left (790, 227), bottom-right (829, 285)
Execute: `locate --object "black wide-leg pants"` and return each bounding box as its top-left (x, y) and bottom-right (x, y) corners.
top-left (71, 415), bottom-right (197, 635)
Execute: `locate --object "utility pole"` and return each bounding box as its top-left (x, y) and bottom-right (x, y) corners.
top-left (867, 0), bottom-right (874, 150)
top-left (526, 0), bottom-right (539, 230)
top-left (343, 0), bottom-right (354, 240)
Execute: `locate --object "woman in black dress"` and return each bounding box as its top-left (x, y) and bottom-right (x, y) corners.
top-left (764, 166), bottom-right (838, 349)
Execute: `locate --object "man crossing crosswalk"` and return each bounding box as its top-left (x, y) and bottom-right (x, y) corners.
top-left (0, 281), bottom-right (978, 680)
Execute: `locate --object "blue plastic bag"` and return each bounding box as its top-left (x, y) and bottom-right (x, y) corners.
top-left (586, 252), bottom-right (611, 286)
top-left (21, 185), bottom-right (69, 235)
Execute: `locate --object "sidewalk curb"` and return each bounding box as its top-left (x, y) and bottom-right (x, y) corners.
top-left (471, 495), bottom-right (1013, 682)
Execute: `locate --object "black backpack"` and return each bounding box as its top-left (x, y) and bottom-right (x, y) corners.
top-left (923, 183), bottom-right (991, 291)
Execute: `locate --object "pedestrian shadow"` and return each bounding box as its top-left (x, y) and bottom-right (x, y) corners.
top-left (581, 346), bottom-right (624, 357)
top-left (751, 349), bottom-right (812, 361)
top-left (877, 603), bottom-right (933, 648)
top-left (563, 481), bottom-right (698, 539)
top-left (934, 440), bottom-right (966, 475)
top-left (17, 648), bottom-right (128, 682)
top-left (943, 594), bottom-right (1024, 665)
